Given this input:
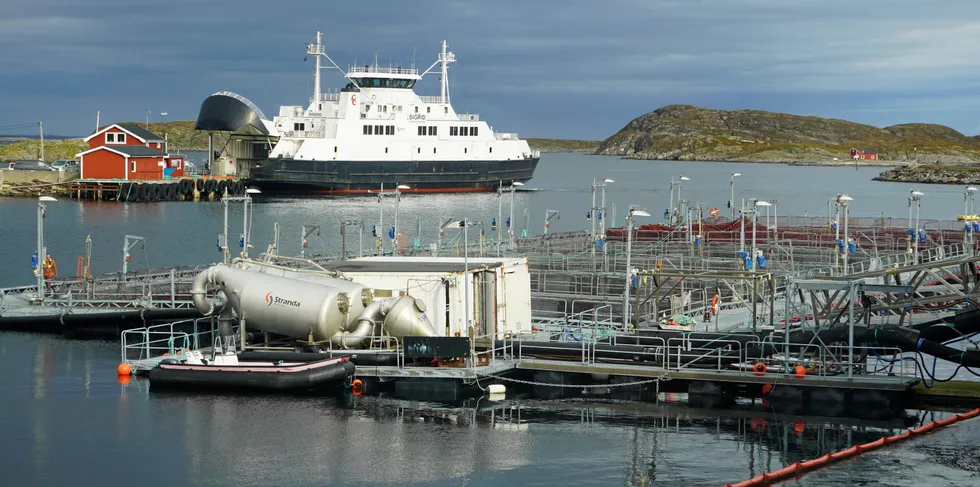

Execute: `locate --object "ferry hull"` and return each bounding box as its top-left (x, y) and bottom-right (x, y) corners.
top-left (248, 157), bottom-right (539, 194)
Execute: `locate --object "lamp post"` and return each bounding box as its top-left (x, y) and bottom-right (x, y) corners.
top-left (730, 172), bottom-right (742, 219)
top-left (393, 184), bottom-right (410, 254)
top-left (509, 181), bottom-right (524, 250)
top-left (443, 219), bottom-right (475, 332)
top-left (496, 180), bottom-right (504, 256)
top-left (36, 196), bottom-right (57, 302)
top-left (909, 190), bottom-right (924, 263)
top-left (837, 194), bottom-right (853, 274)
top-left (668, 176), bottom-right (690, 225)
top-left (622, 207), bottom-right (650, 327)
top-left (750, 200), bottom-right (771, 271)
top-left (598, 178), bottom-right (613, 268)
top-left (966, 186), bottom-right (978, 253)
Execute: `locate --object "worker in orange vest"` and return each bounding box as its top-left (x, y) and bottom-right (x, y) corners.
top-left (42, 253), bottom-right (57, 280)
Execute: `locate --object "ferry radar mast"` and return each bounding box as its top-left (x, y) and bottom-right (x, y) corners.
top-left (419, 40), bottom-right (456, 104)
top-left (306, 31), bottom-right (357, 105)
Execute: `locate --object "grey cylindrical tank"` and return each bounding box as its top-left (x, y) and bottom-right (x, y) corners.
top-left (233, 262), bottom-right (373, 319)
top-left (216, 265), bottom-right (358, 342)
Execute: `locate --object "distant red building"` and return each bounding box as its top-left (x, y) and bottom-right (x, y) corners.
top-left (850, 148), bottom-right (878, 160)
top-left (76, 123), bottom-right (184, 180)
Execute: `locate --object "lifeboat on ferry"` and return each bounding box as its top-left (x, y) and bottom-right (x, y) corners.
top-left (147, 350), bottom-right (356, 392)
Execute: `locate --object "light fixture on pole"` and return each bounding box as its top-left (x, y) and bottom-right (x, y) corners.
top-left (442, 219), bottom-right (474, 336)
top-left (966, 186), bottom-right (978, 254)
top-left (496, 180), bottom-right (504, 257)
top-left (677, 176), bottom-right (690, 212)
top-left (909, 190), bottom-right (924, 263)
top-left (622, 207), bottom-right (650, 327)
top-left (750, 200), bottom-right (772, 272)
top-left (730, 173), bottom-right (742, 219)
top-left (35, 196), bottom-right (57, 302)
top-left (598, 178), bottom-right (613, 268)
top-left (837, 194), bottom-right (854, 274)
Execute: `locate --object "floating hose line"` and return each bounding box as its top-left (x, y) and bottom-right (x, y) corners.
top-left (724, 408), bottom-right (980, 487)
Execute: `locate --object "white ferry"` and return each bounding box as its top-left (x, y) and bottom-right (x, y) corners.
top-left (247, 32), bottom-right (540, 194)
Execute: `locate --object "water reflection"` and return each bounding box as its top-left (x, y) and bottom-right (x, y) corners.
top-left (1, 324), bottom-right (966, 487)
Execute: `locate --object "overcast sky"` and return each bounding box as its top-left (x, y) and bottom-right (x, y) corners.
top-left (2, 0), bottom-right (979, 139)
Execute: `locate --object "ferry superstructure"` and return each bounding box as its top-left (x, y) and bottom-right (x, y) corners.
top-left (250, 32), bottom-right (540, 194)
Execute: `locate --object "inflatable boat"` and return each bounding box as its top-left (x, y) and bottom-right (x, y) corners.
top-left (147, 350), bottom-right (356, 392)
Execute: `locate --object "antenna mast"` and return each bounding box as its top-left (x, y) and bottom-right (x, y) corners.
top-left (438, 40), bottom-right (455, 104)
top-left (307, 31), bottom-right (325, 106)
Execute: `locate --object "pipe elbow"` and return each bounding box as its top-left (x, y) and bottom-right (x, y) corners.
top-left (190, 266), bottom-right (223, 316)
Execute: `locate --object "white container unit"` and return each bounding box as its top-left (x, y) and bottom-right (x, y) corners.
top-left (325, 256), bottom-right (531, 340)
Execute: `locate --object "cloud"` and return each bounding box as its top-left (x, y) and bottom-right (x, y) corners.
top-left (2, 0), bottom-right (980, 138)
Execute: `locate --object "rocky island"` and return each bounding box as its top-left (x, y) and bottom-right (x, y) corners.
top-left (592, 105), bottom-right (980, 183)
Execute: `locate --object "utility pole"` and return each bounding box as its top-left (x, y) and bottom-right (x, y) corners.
top-left (39, 122), bottom-right (44, 162)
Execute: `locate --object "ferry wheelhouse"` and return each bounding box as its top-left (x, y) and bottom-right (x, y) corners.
top-left (250, 32), bottom-right (540, 194)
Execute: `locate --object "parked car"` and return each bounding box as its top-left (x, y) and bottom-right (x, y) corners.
top-left (51, 159), bottom-right (79, 171)
top-left (11, 160), bottom-right (57, 171)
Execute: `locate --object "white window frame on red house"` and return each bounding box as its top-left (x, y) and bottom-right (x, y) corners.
top-left (130, 161), bottom-right (136, 172)
top-left (107, 132), bottom-right (127, 144)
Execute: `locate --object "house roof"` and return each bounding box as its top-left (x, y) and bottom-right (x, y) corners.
top-left (116, 123), bottom-right (164, 142)
top-left (112, 146), bottom-right (166, 157)
top-left (83, 123), bottom-right (164, 143)
top-left (75, 145), bottom-right (167, 159)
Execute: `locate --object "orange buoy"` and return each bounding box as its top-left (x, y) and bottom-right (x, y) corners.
top-left (117, 363), bottom-right (132, 376)
top-left (794, 365), bottom-right (807, 378)
top-left (117, 374), bottom-right (131, 385)
top-left (753, 362), bottom-right (767, 375)
top-left (351, 379), bottom-right (364, 396)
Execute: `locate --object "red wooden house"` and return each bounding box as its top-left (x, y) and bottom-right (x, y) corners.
top-left (849, 148), bottom-right (878, 160)
top-left (76, 123), bottom-right (185, 180)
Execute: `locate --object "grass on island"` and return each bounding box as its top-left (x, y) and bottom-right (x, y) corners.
top-left (524, 138), bottom-right (599, 153)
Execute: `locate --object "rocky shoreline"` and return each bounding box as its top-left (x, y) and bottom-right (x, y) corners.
top-left (873, 164), bottom-right (980, 185)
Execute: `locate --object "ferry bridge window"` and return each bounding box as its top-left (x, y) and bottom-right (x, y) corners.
top-left (352, 78), bottom-right (417, 89)
top-left (461, 127), bottom-right (468, 136)
top-left (426, 107), bottom-right (431, 114)
top-left (363, 125), bottom-right (370, 135)
top-left (386, 125), bottom-right (394, 135)
top-left (472, 127), bottom-right (478, 136)
top-left (450, 127), bottom-right (458, 136)
top-left (375, 125), bottom-right (383, 134)
top-left (417, 126), bottom-right (425, 136)
top-left (415, 106), bottom-right (419, 113)
top-left (428, 126), bottom-right (436, 136)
